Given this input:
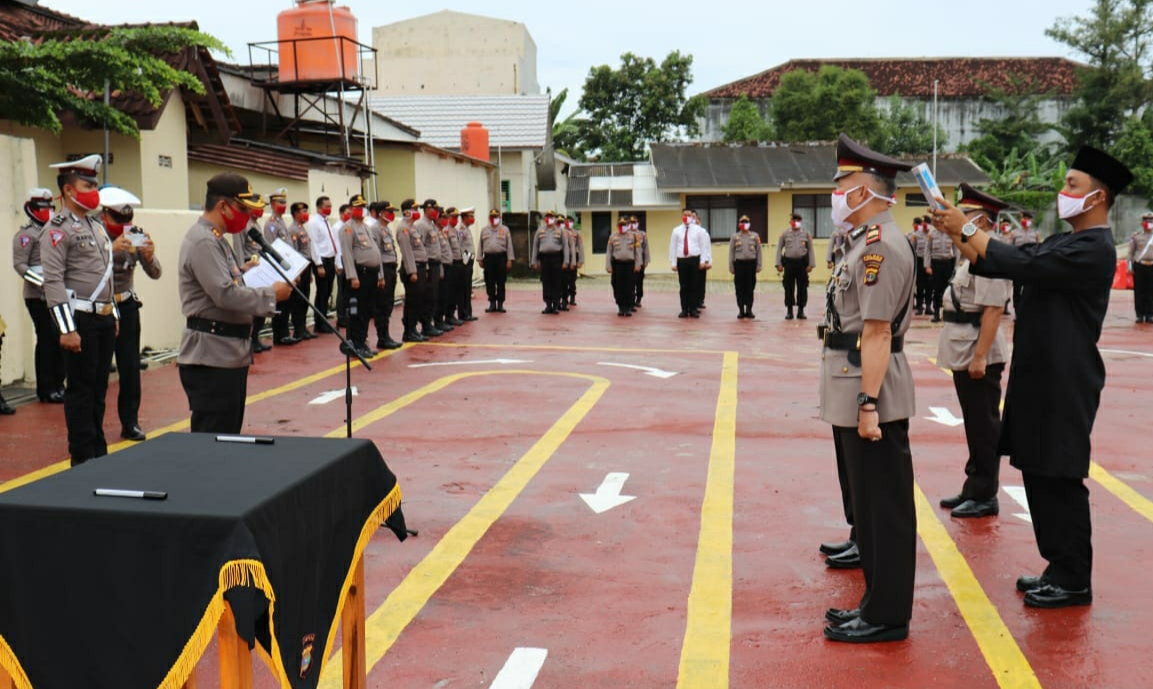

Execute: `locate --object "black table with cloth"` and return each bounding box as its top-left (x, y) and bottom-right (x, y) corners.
top-left (0, 433), bottom-right (407, 689)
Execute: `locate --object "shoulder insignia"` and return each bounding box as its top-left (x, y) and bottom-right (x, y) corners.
top-left (49, 230), bottom-right (65, 247)
top-left (19, 235), bottom-right (31, 248)
top-left (862, 253), bottom-right (884, 286)
top-left (849, 225), bottom-right (867, 240)
top-left (50, 215), bottom-right (66, 226)
top-left (865, 225), bottom-right (882, 245)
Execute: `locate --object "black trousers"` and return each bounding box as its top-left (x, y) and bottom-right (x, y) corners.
top-left (458, 259), bottom-right (475, 316)
top-left (837, 420), bottom-right (915, 626)
top-left (313, 257), bottom-right (337, 325)
top-left (610, 260), bottom-right (636, 312)
top-left (425, 260), bottom-right (442, 324)
top-left (928, 259), bottom-right (953, 314)
top-left (539, 252), bottom-right (564, 306)
top-left (634, 267), bottom-right (646, 304)
top-left (271, 298), bottom-right (291, 339)
top-left (251, 317), bottom-right (266, 346)
top-left (781, 256), bottom-right (810, 309)
top-left (336, 267), bottom-right (348, 326)
top-left (438, 260), bottom-right (457, 321)
top-left (677, 256), bottom-right (702, 314)
top-left (402, 263), bottom-right (428, 332)
top-left (179, 364), bottom-right (249, 434)
top-left (1023, 471), bottom-right (1092, 590)
top-left (698, 266), bottom-right (709, 307)
top-left (483, 253), bottom-right (508, 302)
top-left (914, 262), bottom-right (930, 311)
top-left (24, 298), bottom-right (65, 397)
top-left (113, 298), bottom-right (143, 429)
top-left (1133, 263), bottom-right (1153, 317)
top-left (953, 363), bottom-right (1005, 500)
top-left (64, 312), bottom-right (117, 464)
top-left (291, 265), bottom-right (313, 335)
top-left (733, 260), bottom-right (757, 309)
top-left (373, 263), bottom-right (398, 342)
top-left (832, 428), bottom-right (856, 543)
top-left (564, 267), bottom-right (578, 302)
top-left (346, 265), bottom-right (379, 346)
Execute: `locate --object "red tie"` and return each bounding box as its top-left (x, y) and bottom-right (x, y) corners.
top-left (683, 226), bottom-right (690, 256)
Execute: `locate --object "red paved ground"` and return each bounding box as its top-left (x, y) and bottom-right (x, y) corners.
top-left (2, 279), bottom-right (1152, 688)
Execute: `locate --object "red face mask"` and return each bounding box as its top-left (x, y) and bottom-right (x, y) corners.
top-left (408, 211), bottom-right (422, 222)
top-left (351, 207), bottom-right (365, 220)
top-left (739, 223), bottom-right (750, 231)
top-left (271, 203), bottom-right (286, 216)
top-left (1022, 218), bottom-right (1032, 228)
top-left (252, 207), bottom-right (265, 219)
top-left (913, 224), bottom-right (922, 232)
top-left (222, 204), bottom-right (250, 234)
top-left (70, 188), bottom-right (101, 212)
top-left (340, 212), bottom-right (351, 223)
top-left (298, 213), bottom-right (311, 224)
top-left (546, 217), bottom-right (556, 226)
top-left (790, 221), bottom-right (800, 229)
top-left (383, 211), bottom-right (396, 223)
top-left (104, 218), bottom-right (125, 238)
top-left (425, 209), bottom-right (439, 221)
top-left (1001, 224), bottom-right (1012, 233)
top-left (27, 205), bottom-right (51, 225)
top-left (682, 215), bottom-right (691, 225)
top-left (319, 207), bottom-right (332, 217)
top-left (1144, 222), bottom-right (1152, 231)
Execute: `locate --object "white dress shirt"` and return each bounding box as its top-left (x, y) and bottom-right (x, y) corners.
top-left (307, 215), bottom-right (340, 267)
top-left (669, 222), bottom-right (711, 264)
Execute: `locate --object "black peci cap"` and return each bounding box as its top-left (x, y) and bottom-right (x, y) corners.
top-left (1070, 146), bottom-right (1134, 198)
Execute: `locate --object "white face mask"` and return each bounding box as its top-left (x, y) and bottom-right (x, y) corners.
top-left (1057, 190), bottom-right (1101, 220)
top-left (830, 185), bottom-right (892, 231)
top-left (739, 222), bottom-right (749, 231)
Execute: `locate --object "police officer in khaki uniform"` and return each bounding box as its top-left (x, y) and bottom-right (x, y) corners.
top-left (42, 155), bottom-right (120, 465)
top-left (606, 216), bottom-right (643, 316)
top-left (1128, 212), bottom-right (1153, 323)
top-left (369, 201), bottom-right (402, 350)
top-left (263, 190), bottom-right (298, 346)
top-left (456, 207), bottom-right (479, 321)
top-left (936, 184), bottom-right (1012, 519)
top-left (396, 199), bottom-right (430, 341)
top-left (820, 134), bottom-right (916, 643)
top-left (414, 199), bottom-right (444, 337)
top-left (908, 217), bottom-right (930, 314)
top-left (729, 215), bottom-right (763, 319)
top-left (13, 188), bottom-right (66, 403)
top-left (339, 194), bottom-right (382, 358)
top-left (924, 219), bottom-right (956, 322)
top-left (178, 174), bottom-right (289, 434)
top-left (776, 214), bottom-right (815, 320)
top-left (827, 225), bottom-right (848, 270)
top-left (631, 215), bottom-right (650, 309)
top-left (288, 201), bottom-right (316, 341)
top-left (439, 207), bottom-right (465, 328)
top-left (100, 186), bottom-right (160, 442)
top-left (234, 209), bottom-right (270, 352)
top-left (564, 215), bottom-right (584, 308)
top-left (531, 210), bottom-right (571, 314)
top-left (480, 210), bottom-right (514, 313)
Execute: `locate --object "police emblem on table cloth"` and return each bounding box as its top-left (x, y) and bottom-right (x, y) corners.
top-left (862, 253), bottom-right (884, 286)
top-left (300, 633), bottom-right (316, 678)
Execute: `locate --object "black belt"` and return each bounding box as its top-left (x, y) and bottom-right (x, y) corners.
top-left (186, 317), bottom-right (252, 340)
top-left (942, 310), bottom-right (982, 326)
top-left (822, 331), bottom-right (904, 353)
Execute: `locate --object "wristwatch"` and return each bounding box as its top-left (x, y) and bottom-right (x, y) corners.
top-left (960, 221), bottom-right (978, 243)
top-left (857, 393), bottom-right (879, 407)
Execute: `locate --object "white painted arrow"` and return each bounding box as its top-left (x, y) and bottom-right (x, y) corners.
top-left (309, 387), bottom-right (357, 405)
top-left (490, 647), bottom-right (548, 689)
top-left (924, 406), bottom-right (964, 427)
top-left (596, 362), bottom-right (679, 379)
top-left (408, 358), bottom-right (531, 369)
top-left (1002, 485), bottom-right (1032, 523)
top-left (579, 472), bottom-right (637, 514)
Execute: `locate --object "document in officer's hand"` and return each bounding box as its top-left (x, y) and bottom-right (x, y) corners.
top-left (911, 163), bottom-right (947, 210)
top-left (243, 238), bottom-right (311, 288)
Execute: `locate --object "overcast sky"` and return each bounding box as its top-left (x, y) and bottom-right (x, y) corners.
top-left (45, 0), bottom-right (1096, 114)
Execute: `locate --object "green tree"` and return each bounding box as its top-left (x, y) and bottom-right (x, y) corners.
top-left (1113, 114), bottom-right (1153, 196)
top-left (577, 51), bottom-right (706, 161)
top-left (550, 88), bottom-right (588, 161)
top-left (0, 26), bottom-right (226, 137)
top-left (722, 94), bottom-right (770, 142)
top-left (769, 65), bottom-right (879, 144)
top-left (962, 76), bottom-right (1055, 169)
top-left (872, 95), bottom-right (940, 156)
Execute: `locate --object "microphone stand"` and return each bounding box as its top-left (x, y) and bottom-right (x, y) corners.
top-left (254, 247), bottom-right (371, 439)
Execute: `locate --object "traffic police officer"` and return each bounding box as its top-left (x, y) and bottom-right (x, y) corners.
top-left (396, 199), bottom-right (430, 341)
top-left (339, 194), bottom-right (382, 357)
top-left (729, 214), bottom-right (763, 319)
top-left (1130, 212), bottom-right (1153, 323)
top-left (924, 217), bottom-right (956, 322)
top-left (531, 210), bottom-right (570, 314)
top-left (42, 155), bottom-right (120, 465)
top-left (820, 134), bottom-right (916, 643)
top-left (936, 184), bottom-right (1012, 519)
top-left (606, 216), bottom-right (642, 316)
top-left (100, 185), bottom-right (160, 442)
top-left (480, 210), bottom-right (513, 313)
top-left (13, 188), bottom-right (66, 403)
top-left (776, 214), bottom-right (815, 320)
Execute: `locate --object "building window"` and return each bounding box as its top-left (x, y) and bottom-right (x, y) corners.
top-left (591, 211), bottom-right (612, 254)
top-left (686, 195), bottom-right (740, 241)
top-left (501, 180), bottom-right (511, 212)
top-left (792, 194), bottom-right (834, 238)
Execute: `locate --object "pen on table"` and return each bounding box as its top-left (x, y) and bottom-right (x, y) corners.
top-left (94, 488), bottom-right (168, 500)
top-left (215, 435), bottom-right (275, 445)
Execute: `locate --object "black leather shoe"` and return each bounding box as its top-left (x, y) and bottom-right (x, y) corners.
top-left (465, 314), bottom-right (479, 321)
top-left (296, 331), bottom-right (317, 340)
top-left (40, 391), bottom-right (66, 404)
top-left (447, 317), bottom-right (465, 326)
top-left (275, 336), bottom-right (300, 346)
top-left (252, 341), bottom-right (271, 353)
top-left (559, 304), bottom-right (569, 311)
top-left (747, 312), bottom-right (756, 319)
top-left (951, 497), bottom-right (999, 518)
top-left (339, 342), bottom-right (356, 356)
top-left (819, 539), bottom-right (855, 556)
top-left (0, 400), bottom-right (14, 416)
top-left (679, 311), bottom-right (688, 318)
top-left (402, 332), bottom-right (426, 343)
top-left (377, 339), bottom-right (403, 350)
top-left (486, 302), bottom-right (496, 313)
top-left (824, 616), bottom-right (908, 643)
top-left (825, 544), bottom-right (861, 569)
top-left (497, 303), bottom-right (506, 313)
top-left (825, 607), bottom-right (860, 624)
top-left (120, 425), bottom-right (147, 441)
top-left (797, 309), bottom-right (807, 320)
top-left (356, 346), bottom-right (377, 359)
top-left (1016, 574), bottom-right (1048, 593)
top-left (689, 311), bottom-right (700, 318)
top-left (785, 309), bottom-right (794, 320)
top-left (737, 312), bottom-right (746, 319)
top-left (139, 360), bottom-right (149, 371)
top-left (1024, 583), bottom-right (1092, 609)
top-left (939, 493), bottom-right (966, 509)
top-left (424, 327), bottom-right (444, 337)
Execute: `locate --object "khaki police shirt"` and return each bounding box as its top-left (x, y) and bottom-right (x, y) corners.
top-left (374, 223), bottom-right (398, 264)
top-left (40, 210), bottom-right (115, 311)
top-left (827, 228), bottom-right (848, 265)
top-left (924, 229), bottom-right (955, 266)
top-left (177, 218), bottom-right (277, 368)
top-left (908, 229), bottom-right (929, 258)
top-left (442, 224), bottom-right (463, 261)
top-left (775, 228), bottom-right (815, 267)
top-left (1129, 231), bottom-right (1153, 265)
top-left (233, 218), bottom-right (263, 261)
top-left (480, 224), bottom-right (514, 259)
top-left (289, 221), bottom-right (311, 260)
top-left (1011, 228), bottom-right (1040, 247)
top-left (264, 215), bottom-right (290, 245)
top-left (637, 230), bottom-right (650, 267)
top-left (112, 233), bottom-right (162, 295)
top-left (457, 225), bottom-right (475, 261)
top-left (937, 258), bottom-right (1010, 370)
top-left (339, 218), bottom-right (382, 281)
top-left (13, 222), bottom-right (48, 300)
top-left (395, 219), bottom-right (427, 276)
top-left (604, 229), bottom-right (642, 271)
top-left (729, 231), bottom-right (763, 272)
top-left (819, 210), bottom-right (916, 427)
top-left (531, 224), bottom-right (570, 265)
top-left (415, 218), bottom-right (442, 263)
top-left (568, 228), bottom-right (585, 267)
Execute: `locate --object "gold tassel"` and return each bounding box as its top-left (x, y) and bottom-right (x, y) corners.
top-left (0, 634), bottom-right (33, 689)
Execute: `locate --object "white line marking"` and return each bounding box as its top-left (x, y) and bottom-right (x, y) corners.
top-left (925, 406), bottom-right (964, 427)
top-left (309, 387), bottom-right (357, 405)
top-left (579, 472), bottom-right (637, 514)
top-left (595, 362), bottom-right (678, 378)
top-left (1100, 348), bottom-right (1153, 358)
top-left (1003, 486), bottom-right (1032, 523)
top-left (490, 647), bottom-right (548, 689)
top-left (408, 358), bottom-right (531, 368)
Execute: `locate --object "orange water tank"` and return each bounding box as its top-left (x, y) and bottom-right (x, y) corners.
top-left (461, 122), bottom-right (490, 161)
top-left (277, 1), bottom-right (358, 83)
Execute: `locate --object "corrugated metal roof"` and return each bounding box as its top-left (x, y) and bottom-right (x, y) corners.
top-left (650, 143), bottom-right (989, 191)
top-left (367, 95), bottom-right (550, 149)
top-left (566, 162), bottom-right (681, 210)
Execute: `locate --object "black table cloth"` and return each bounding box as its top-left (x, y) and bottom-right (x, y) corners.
top-left (0, 433), bottom-right (406, 689)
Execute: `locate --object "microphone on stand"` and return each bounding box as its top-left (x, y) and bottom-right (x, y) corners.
top-left (247, 227), bottom-right (291, 270)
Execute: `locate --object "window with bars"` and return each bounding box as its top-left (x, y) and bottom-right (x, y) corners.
top-left (685, 195), bottom-right (739, 241)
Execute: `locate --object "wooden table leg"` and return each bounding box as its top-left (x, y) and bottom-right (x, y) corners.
top-left (219, 601), bottom-right (253, 689)
top-left (342, 555), bottom-right (366, 689)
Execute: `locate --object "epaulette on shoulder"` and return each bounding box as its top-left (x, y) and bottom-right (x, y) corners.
top-left (865, 225), bottom-right (882, 245)
top-left (849, 224), bottom-right (867, 239)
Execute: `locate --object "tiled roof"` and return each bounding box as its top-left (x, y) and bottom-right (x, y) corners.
top-left (367, 95), bottom-right (550, 149)
top-left (0, 0), bottom-right (88, 41)
top-left (566, 163), bottom-right (681, 210)
top-left (702, 58), bottom-right (1082, 99)
top-left (649, 142), bottom-right (989, 191)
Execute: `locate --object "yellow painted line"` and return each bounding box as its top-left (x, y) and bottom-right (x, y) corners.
top-left (913, 483), bottom-right (1041, 689)
top-left (677, 351), bottom-right (738, 689)
top-left (0, 347), bottom-right (410, 495)
top-left (318, 370), bottom-right (611, 686)
top-left (420, 341), bottom-right (728, 355)
top-left (1090, 461), bottom-right (1153, 525)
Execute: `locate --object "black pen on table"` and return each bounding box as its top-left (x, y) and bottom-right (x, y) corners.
top-left (215, 435), bottom-right (275, 445)
top-left (94, 488), bottom-right (168, 500)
